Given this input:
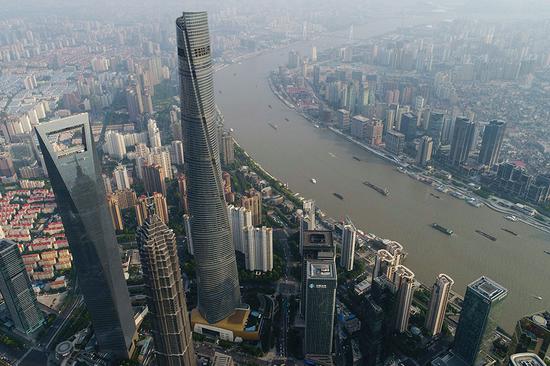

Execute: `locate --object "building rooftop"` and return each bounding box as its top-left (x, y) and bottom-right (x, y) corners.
top-left (303, 230), bottom-right (333, 247)
top-left (308, 260), bottom-right (337, 280)
top-left (468, 276), bottom-right (508, 302)
top-left (509, 353), bottom-right (546, 366)
top-left (437, 273), bottom-right (455, 286)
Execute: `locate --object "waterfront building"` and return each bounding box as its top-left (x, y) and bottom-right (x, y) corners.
top-left (135, 193), bottom-right (169, 226)
top-left (301, 230), bottom-right (335, 317)
top-left (365, 119), bottom-right (384, 146)
top-left (0, 239), bottom-right (44, 335)
top-left (142, 163), bottom-right (166, 196)
top-left (136, 205), bottom-right (195, 366)
top-left (384, 108), bottom-right (395, 132)
top-left (171, 140), bottom-right (185, 166)
top-left (337, 109), bottom-right (351, 131)
top-left (221, 129), bottom-right (235, 165)
top-left (304, 260), bottom-right (337, 358)
top-left (351, 115), bottom-right (369, 140)
top-left (449, 117), bottom-right (476, 167)
top-left (478, 120), bottom-right (506, 168)
top-left (241, 189), bottom-right (262, 226)
top-left (509, 353), bottom-right (546, 366)
top-left (453, 276), bottom-right (508, 365)
top-left (113, 164), bottom-right (130, 191)
top-left (35, 114), bottom-right (136, 358)
top-left (416, 136), bottom-right (433, 166)
top-left (340, 222), bottom-right (357, 271)
top-left (384, 130), bottom-right (405, 155)
top-left (427, 111), bottom-right (445, 151)
top-left (400, 112), bottom-right (418, 141)
top-left (177, 11), bottom-right (241, 323)
top-left (425, 274), bottom-right (454, 337)
top-left (393, 265), bottom-right (416, 333)
top-left (372, 249), bottom-right (396, 280)
top-left (508, 311), bottom-right (550, 361)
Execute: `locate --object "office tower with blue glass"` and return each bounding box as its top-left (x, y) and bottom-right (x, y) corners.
top-left (0, 239), bottom-right (44, 335)
top-left (176, 11), bottom-right (241, 324)
top-left (35, 114), bottom-right (136, 359)
top-left (453, 276), bottom-right (508, 365)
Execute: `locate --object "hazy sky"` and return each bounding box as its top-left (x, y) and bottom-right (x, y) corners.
top-left (4, 0), bottom-right (550, 21)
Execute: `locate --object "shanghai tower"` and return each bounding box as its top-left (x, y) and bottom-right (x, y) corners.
top-left (176, 12), bottom-right (241, 323)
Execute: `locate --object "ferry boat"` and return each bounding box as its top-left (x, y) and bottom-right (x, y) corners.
top-left (466, 198), bottom-right (482, 207)
top-left (432, 223), bottom-right (453, 235)
top-left (476, 230), bottom-right (497, 241)
top-left (436, 185), bottom-right (449, 193)
top-left (333, 193), bottom-right (344, 200)
top-left (533, 295), bottom-right (543, 300)
top-left (363, 181), bottom-right (389, 196)
top-left (450, 191), bottom-right (465, 199)
top-left (268, 122), bottom-right (278, 130)
top-left (501, 228), bottom-right (518, 236)
top-left (310, 178), bottom-right (317, 184)
top-left (505, 215), bottom-right (518, 222)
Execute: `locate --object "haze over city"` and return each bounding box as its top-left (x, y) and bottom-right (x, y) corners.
top-left (0, 1), bottom-right (548, 366)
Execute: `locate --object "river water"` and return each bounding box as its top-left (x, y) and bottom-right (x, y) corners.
top-left (214, 16), bottom-right (550, 332)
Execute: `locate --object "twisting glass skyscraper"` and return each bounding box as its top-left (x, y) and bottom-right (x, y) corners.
top-left (176, 12), bottom-right (241, 323)
top-left (35, 114), bottom-right (136, 359)
top-left (137, 205), bottom-right (195, 366)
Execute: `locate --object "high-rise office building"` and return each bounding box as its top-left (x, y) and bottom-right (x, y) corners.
top-left (171, 140), bottom-right (185, 166)
top-left (340, 222), bottom-right (357, 271)
top-left (253, 226), bottom-right (273, 272)
top-left (241, 189), bottom-right (262, 226)
top-left (478, 120), bottom-right (506, 168)
top-left (221, 129), bottom-right (235, 165)
top-left (416, 136), bottom-right (433, 166)
top-left (0, 239), bottom-right (44, 335)
top-left (393, 265), bottom-right (416, 333)
top-left (384, 130), bottom-right (406, 155)
top-left (301, 230), bottom-right (335, 317)
top-left (449, 117), bottom-right (476, 167)
top-left (35, 114), bottom-right (136, 358)
top-left (135, 193), bottom-right (169, 226)
top-left (427, 111), bottom-right (445, 150)
top-left (113, 164), bottom-right (131, 191)
top-left (453, 276), bottom-right (508, 365)
top-left (176, 11), bottom-right (241, 323)
top-left (508, 311), bottom-right (549, 361)
top-left (425, 274), bottom-right (454, 337)
top-left (142, 163), bottom-right (166, 196)
top-left (136, 206), bottom-right (196, 366)
top-left (400, 112), bottom-right (418, 141)
top-left (304, 260), bottom-right (337, 357)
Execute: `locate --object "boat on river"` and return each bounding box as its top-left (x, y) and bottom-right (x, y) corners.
top-left (363, 181), bottom-right (389, 196)
top-left (501, 228), bottom-right (518, 236)
top-left (476, 230), bottom-right (497, 241)
top-left (268, 122), bottom-right (278, 130)
top-left (310, 178), bottom-right (317, 184)
top-left (432, 223), bottom-right (453, 235)
top-left (333, 193), bottom-right (344, 200)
